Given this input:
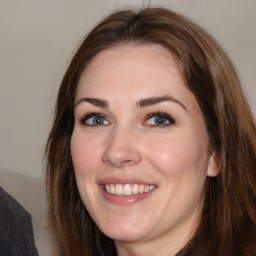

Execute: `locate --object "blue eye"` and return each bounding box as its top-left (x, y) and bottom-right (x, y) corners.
top-left (79, 113), bottom-right (110, 126)
top-left (145, 112), bottom-right (175, 127)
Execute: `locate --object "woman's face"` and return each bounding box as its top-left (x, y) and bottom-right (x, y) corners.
top-left (71, 44), bottom-right (218, 251)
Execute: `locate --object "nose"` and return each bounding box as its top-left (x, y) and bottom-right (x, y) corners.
top-left (102, 126), bottom-right (142, 168)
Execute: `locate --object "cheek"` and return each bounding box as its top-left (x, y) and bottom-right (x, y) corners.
top-left (70, 131), bottom-right (101, 175)
top-left (70, 131), bottom-right (102, 215)
top-left (145, 133), bottom-right (208, 177)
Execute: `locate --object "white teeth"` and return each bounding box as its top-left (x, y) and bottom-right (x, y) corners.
top-left (104, 184), bottom-right (156, 196)
top-left (110, 184), bottom-right (115, 194)
top-left (116, 184), bottom-right (123, 196)
top-left (132, 184), bottom-right (139, 194)
top-left (124, 184), bottom-right (132, 195)
top-left (149, 185), bottom-right (155, 190)
top-left (106, 184), bottom-right (111, 193)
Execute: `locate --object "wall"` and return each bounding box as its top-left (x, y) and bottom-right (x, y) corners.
top-left (0, 0), bottom-right (255, 178)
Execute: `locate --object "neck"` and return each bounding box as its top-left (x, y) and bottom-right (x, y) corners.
top-left (115, 240), bottom-right (184, 256)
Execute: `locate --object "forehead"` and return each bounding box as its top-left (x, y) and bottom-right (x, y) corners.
top-left (76, 44), bottom-right (197, 111)
top-left (79, 43), bottom-right (180, 77)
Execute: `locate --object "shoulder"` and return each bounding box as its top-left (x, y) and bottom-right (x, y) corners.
top-left (0, 187), bottom-right (39, 256)
top-left (0, 186), bottom-right (32, 235)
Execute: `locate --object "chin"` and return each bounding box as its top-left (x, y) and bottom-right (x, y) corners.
top-left (98, 220), bottom-right (152, 242)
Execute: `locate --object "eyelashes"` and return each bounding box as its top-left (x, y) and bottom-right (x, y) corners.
top-left (78, 111), bottom-right (176, 128)
top-left (145, 112), bottom-right (176, 127)
top-left (79, 112), bottom-right (110, 126)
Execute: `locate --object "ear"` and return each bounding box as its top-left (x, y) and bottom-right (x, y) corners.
top-left (207, 152), bottom-right (219, 177)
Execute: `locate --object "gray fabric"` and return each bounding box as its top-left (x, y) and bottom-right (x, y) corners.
top-left (0, 187), bottom-right (38, 256)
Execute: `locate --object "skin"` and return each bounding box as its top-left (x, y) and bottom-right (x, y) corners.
top-left (71, 44), bottom-right (218, 256)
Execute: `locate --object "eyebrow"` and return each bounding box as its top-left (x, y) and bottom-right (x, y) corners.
top-left (137, 96), bottom-right (187, 111)
top-left (75, 97), bottom-right (109, 108)
top-left (74, 95), bottom-right (187, 111)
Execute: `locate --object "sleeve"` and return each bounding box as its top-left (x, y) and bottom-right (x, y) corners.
top-left (0, 187), bottom-right (39, 256)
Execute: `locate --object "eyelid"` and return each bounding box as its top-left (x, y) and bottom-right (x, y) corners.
top-left (144, 112), bottom-right (176, 127)
top-left (78, 112), bottom-right (110, 126)
top-left (77, 111), bottom-right (175, 128)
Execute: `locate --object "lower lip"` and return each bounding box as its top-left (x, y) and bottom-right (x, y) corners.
top-left (99, 185), bottom-right (155, 205)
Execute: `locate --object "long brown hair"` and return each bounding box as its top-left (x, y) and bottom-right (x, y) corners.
top-left (46, 7), bottom-right (256, 256)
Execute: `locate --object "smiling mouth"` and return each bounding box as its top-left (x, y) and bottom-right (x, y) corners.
top-left (104, 184), bottom-right (156, 196)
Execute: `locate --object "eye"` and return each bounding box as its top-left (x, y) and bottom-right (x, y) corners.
top-left (145, 112), bottom-right (175, 127)
top-left (79, 113), bottom-right (110, 126)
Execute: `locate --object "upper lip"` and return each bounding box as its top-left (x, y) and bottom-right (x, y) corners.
top-left (98, 177), bottom-right (157, 186)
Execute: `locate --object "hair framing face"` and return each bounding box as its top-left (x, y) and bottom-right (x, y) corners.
top-left (46, 7), bottom-right (256, 256)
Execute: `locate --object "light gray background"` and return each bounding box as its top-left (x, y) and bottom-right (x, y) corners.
top-left (1, 0), bottom-right (255, 178)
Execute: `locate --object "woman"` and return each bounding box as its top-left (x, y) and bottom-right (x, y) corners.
top-left (46, 7), bottom-right (256, 256)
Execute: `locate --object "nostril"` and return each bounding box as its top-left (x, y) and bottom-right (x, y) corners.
top-left (101, 140), bottom-right (142, 167)
top-left (121, 159), bottom-right (135, 166)
top-left (103, 159), bottom-right (112, 166)
top-left (102, 158), bottom-right (135, 167)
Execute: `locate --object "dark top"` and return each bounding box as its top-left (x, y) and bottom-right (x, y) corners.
top-left (0, 187), bottom-right (39, 256)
